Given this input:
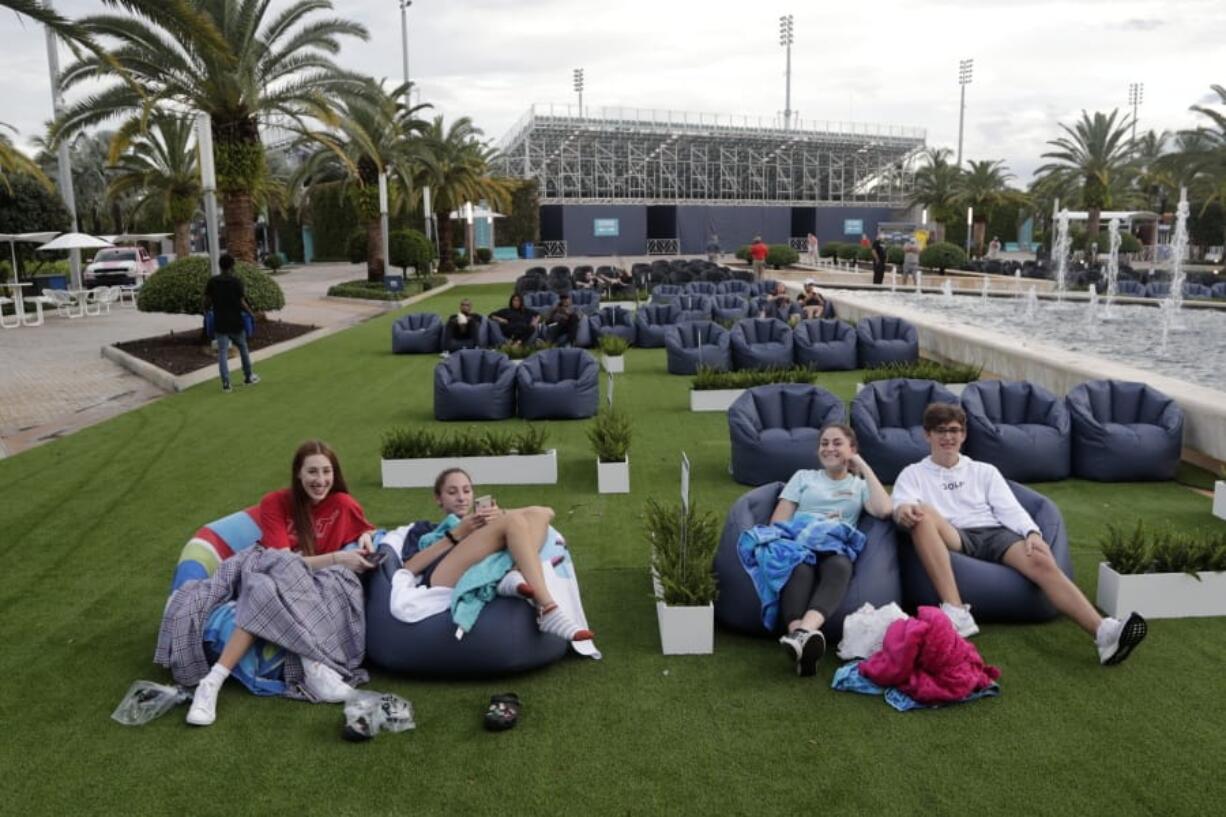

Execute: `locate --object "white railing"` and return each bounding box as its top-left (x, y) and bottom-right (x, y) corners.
top-left (647, 239), bottom-right (679, 255)
top-left (539, 240), bottom-right (568, 258)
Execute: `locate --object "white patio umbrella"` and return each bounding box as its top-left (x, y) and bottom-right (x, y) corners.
top-left (1, 232), bottom-right (59, 285)
top-left (36, 232), bottom-right (115, 252)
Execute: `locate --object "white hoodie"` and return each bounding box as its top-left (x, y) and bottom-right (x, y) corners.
top-left (891, 454), bottom-right (1039, 538)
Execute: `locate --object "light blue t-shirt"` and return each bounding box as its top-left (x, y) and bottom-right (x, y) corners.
top-left (779, 470), bottom-right (870, 526)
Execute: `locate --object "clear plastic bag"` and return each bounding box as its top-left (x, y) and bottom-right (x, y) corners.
top-left (111, 681), bottom-right (193, 726)
top-left (342, 691), bottom-right (415, 741)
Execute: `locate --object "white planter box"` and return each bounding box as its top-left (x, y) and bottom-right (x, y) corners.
top-left (1214, 481), bottom-right (1226, 521)
top-left (597, 457), bottom-right (630, 493)
top-left (1096, 562), bottom-right (1226, 619)
top-left (381, 449), bottom-right (558, 488)
top-left (656, 601), bottom-right (715, 654)
top-left (602, 354), bottom-right (625, 373)
top-left (690, 388), bottom-right (745, 412)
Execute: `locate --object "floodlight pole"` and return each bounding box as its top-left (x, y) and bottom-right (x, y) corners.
top-left (399, 1), bottom-right (412, 95)
top-left (44, 29), bottom-right (81, 288)
top-left (196, 113), bottom-right (222, 277)
top-left (573, 68), bottom-right (584, 118)
top-left (1128, 82), bottom-right (1143, 145)
top-left (956, 58), bottom-right (973, 169)
top-left (779, 15), bottom-right (794, 130)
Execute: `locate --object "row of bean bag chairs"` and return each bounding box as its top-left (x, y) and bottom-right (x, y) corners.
top-left (650, 279), bottom-right (779, 304)
top-left (851, 379), bottom-right (961, 484)
top-left (434, 348), bottom-right (599, 421)
top-left (1140, 281), bottom-right (1215, 299)
top-left (713, 479), bottom-right (1074, 642)
top-left (393, 311), bottom-right (598, 354)
top-left (522, 290), bottom-right (601, 316)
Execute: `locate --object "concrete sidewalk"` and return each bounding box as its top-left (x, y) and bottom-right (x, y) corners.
top-left (0, 261), bottom-right (381, 458)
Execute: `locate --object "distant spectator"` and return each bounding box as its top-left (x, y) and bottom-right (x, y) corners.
top-left (859, 233), bottom-right (871, 250)
top-left (871, 234), bottom-right (887, 285)
top-left (797, 278), bottom-right (826, 319)
top-left (490, 292), bottom-right (539, 345)
top-left (544, 291), bottom-right (581, 346)
top-left (806, 233), bottom-right (819, 265)
top-left (444, 298), bottom-right (483, 347)
top-left (988, 236), bottom-right (1002, 259)
top-left (749, 236), bottom-right (769, 282)
top-left (202, 253), bottom-right (259, 393)
top-left (902, 236), bottom-right (921, 286)
top-left (706, 233), bottom-right (721, 262)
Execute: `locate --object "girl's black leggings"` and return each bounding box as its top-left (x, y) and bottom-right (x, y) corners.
top-left (778, 555), bottom-right (854, 628)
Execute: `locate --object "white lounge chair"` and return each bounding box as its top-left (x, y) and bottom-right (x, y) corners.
top-left (0, 295), bottom-right (17, 329)
top-left (41, 289), bottom-right (85, 318)
top-left (90, 286), bottom-right (122, 315)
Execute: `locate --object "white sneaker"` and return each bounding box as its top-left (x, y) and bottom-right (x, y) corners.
top-left (302, 659), bottom-right (356, 703)
top-left (186, 676), bottom-right (222, 726)
top-left (940, 602), bottom-right (980, 638)
top-left (1097, 612), bottom-right (1148, 666)
top-left (779, 629), bottom-right (826, 676)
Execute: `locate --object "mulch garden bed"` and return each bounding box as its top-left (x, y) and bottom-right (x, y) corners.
top-left (113, 320), bottom-right (317, 376)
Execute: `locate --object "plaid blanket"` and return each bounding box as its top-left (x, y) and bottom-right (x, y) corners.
top-left (155, 547), bottom-right (369, 700)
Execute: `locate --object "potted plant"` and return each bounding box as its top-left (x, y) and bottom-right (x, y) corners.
top-left (588, 408), bottom-right (631, 493)
top-left (1095, 522), bottom-right (1226, 619)
top-left (645, 498), bottom-right (719, 654)
top-left (499, 339), bottom-right (552, 363)
top-left (1214, 467), bottom-right (1226, 521)
top-left (380, 425), bottom-right (556, 487)
top-left (690, 366), bottom-right (817, 412)
top-left (857, 360), bottom-right (982, 396)
top-left (598, 333), bottom-right (628, 374)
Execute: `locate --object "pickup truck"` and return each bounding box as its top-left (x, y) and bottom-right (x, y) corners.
top-left (84, 246), bottom-right (159, 287)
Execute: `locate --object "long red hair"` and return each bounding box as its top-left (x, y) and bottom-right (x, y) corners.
top-left (290, 440), bottom-right (349, 556)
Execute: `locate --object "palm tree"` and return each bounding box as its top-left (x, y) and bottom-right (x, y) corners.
top-left (1036, 109), bottom-right (1135, 240)
top-left (1182, 84), bottom-right (1226, 246)
top-left (105, 112), bottom-right (200, 257)
top-left (907, 147), bottom-right (961, 241)
top-left (954, 159), bottom-right (1020, 254)
top-left (413, 116), bottom-right (513, 272)
top-left (0, 124), bottom-right (53, 193)
top-left (50, 0), bottom-right (369, 262)
top-left (1131, 129), bottom-right (1174, 214)
top-left (293, 81), bottom-right (431, 281)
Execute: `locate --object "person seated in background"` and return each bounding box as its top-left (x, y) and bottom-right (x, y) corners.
top-left (595, 266), bottom-right (633, 297)
top-left (573, 268), bottom-right (596, 289)
top-left (891, 403), bottom-right (1148, 666)
top-left (444, 298), bottom-right (483, 347)
top-left (797, 278), bottom-right (826, 319)
top-left (543, 291), bottom-right (581, 346)
top-left (490, 293), bottom-right (539, 346)
top-left (758, 281), bottom-right (794, 320)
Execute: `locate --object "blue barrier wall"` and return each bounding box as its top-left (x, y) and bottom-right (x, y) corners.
top-left (815, 207), bottom-right (897, 244)
top-left (559, 205), bottom-right (647, 255)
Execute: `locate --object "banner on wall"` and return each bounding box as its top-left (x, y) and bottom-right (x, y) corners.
top-left (594, 218), bottom-right (620, 237)
top-left (843, 219), bottom-right (864, 236)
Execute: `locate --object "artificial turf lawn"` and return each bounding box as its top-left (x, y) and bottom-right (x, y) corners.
top-left (1, 282), bottom-right (1224, 816)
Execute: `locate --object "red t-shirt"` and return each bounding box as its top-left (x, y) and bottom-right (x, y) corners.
top-left (749, 242), bottom-right (768, 261)
top-left (257, 489), bottom-right (373, 554)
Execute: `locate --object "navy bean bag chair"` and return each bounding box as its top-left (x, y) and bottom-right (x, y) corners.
top-left (542, 313), bottom-right (596, 348)
top-left (856, 316), bottom-right (919, 367)
top-left (524, 290), bottom-right (559, 316)
top-left (1143, 282), bottom-right (1168, 299)
top-left (1184, 282), bottom-right (1213, 299)
top-left (710, 294), bottom-right (750, 322)
top-left (514, 274), bottom-right (547, 294)
top-left (728, 384), bottom-right (845, 485)
top-left (1212, 282), bottom-right (1226, 299)
top-left (674, 293), bottom-right (712, 321)
top-left (434, 349), bottom-right (516, 421)
top-left (1067, 379), bottom-right (1184, 481)
top-left (1115, 279), bottom-right (1146, 297)
top-left (391, 312), bottom-right (442, 354)
top-left (793, 319), bottom-right (857, 371)
top-left (635, 303), bottom-right (684, 348)
top-left (684, 281), bottom-right (718, 297)
top-left (570, 288), bottom-right (601, 315)
top-left (591, 306), bottom-right (637, 345)
top-left (900, 481), bottom-right (1073, 621)
top-left (851, 379), bottom-right (959, 484)
top-left (650, 283), bottom-right (684, 305)
top-left (717, 280), bottom-right (753, 297)
top-left (714, 482), bottom-right (902, 642)
top-left (730, 318), bottom-right (794, 370)
top-left (442, 314), bottom-right (486, 353)
top-left (480, 318), bottom-right (542, 349)
top-left (754, 296), bottom-right (803, 322)
top-left (515, 347), bottom-right (599, 419)
top-left (364, 541), bottom-right (567, 677)
top-left (962, 380), bottom-right (1071, 482)
top-left (665, 321), bottom-right (732, 375)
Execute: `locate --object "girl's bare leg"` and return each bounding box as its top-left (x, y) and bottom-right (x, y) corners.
top-left (216, 627), bottom-right (256, 670)
top-left (431, 506), bottom-right (558, 607)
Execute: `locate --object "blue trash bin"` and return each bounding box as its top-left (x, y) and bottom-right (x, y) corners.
top-left (520, 241), bottom-right (535, 259)
top-left (38, 274), bottom-right (68, 291)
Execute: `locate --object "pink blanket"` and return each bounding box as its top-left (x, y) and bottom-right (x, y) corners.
top-left (859, 606), bottom-right (1000, 705)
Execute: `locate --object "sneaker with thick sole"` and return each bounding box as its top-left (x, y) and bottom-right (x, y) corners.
top-left (1099, 612), bottom-right (1148, 666)
top-left (244, 374), bottom-right (261, 385)
top-left (940, 602), bottom-right (980, 638)
top-left (221, 382), bottom-right (232, 393)
top-left (779, 629), bottom-right (826, 676)
top-left (186, 677), bottom-right (221, 726)
top-left (302, 659), bottom-right (356, 703)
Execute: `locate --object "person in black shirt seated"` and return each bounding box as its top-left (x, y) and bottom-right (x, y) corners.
top-left (573, 268), bottom-right (596, 289)
top-left (490, 293), bottom-right (539, 345)
top-left (543, 292), bottom-right (581, 346)
top-left (595, 267), bottom-right (634, 297)
top-left (444, 298), bottom-right (483, 349)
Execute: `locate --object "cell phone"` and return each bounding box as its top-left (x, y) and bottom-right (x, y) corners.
top-left (475, 495), bottom-right (494, 511)
top-left (364, 550), bottom-right (387, 567)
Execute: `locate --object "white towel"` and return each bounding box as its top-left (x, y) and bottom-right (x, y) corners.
top-left (837, 602), bottom-right (909, 660)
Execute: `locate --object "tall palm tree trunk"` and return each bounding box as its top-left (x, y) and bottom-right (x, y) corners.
top-left (365, 219), bottom-right (385, 281)
top-left (222, 190), bottom-right (258, 261)
top-left (437, 212), bottom-right (455, 271)
top-left (173, 221), bottom-right (191, 258)
top-left (1087, 208), bottom-right (1101, 251)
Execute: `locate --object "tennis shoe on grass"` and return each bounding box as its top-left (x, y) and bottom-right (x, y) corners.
top-left (940, 602), bottom-right (980, 638)
top-left (1098, 612), bottom-right (1148, 666)
top-left (779, 629), bottom-right (825, 676)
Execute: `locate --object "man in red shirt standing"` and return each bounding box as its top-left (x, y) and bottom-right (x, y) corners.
top-left (749, 236), bottom-right (769, 282)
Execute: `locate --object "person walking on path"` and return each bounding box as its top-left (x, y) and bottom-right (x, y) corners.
top-left (871, 234), bottom-right (887, 285)
top-left (902, 236), bottom-right (920, 287)
top-left (203, 253), bottom-right (260, 393)
top-left (749, 236), bottom-right (769, 282)
top-left (806, 233), bottom-right (819, 265)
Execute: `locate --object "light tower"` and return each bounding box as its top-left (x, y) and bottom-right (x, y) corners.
top-left (779, 14), bottom-right (794, 130)
top-left (956, 58), bottom-right (973, 168)
top-left (398, 0), bottom-right (412, 96)
top-left (1128, 82), bottom-right (1144, 144)
top-left (573, 68), bottom-right (584, 117)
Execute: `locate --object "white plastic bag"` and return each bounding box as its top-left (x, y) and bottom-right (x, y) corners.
top-left (342, 691), bottom-right (416, 741)
top-left (111, 681), bottom-right (193, 726)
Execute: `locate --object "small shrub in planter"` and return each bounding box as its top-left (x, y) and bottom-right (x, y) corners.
top-left (861, 360), bottom-right (982, 384)
top-left (587, 408), bottom-right (631, 463)
top-left (645, 497), bottom-right (719, 606)
top-left (691, 365), bottom-right (817, 390)
top-left (1100, 521), bottom-right (1226, 576)
top-left (381, 425), bottom-right (548, 459)
top-left (476, 247), bottom-right (492, 264)
top-left (820, 242), bottom-right (843, 259)
top-left (919, 241), bottom-right (968, 274)
top-left (327, 279), bottom-right (405, 300)
top-left (886, 245), bottom-right (904, 265)
top-left (389, 228), bottom-right (434, 277)
top-left (138, 256), bottom-right (285, 315)
top-left (766, 244), bottom-right (799, 268)
top-left (264, 252), bottom-right (285, 273)
top-left (734, 245), bottom-right (750, 261)
top-left (598, 334), bottom-right (629, 357)
top-left (836, 243), bottom-right (861, 261)
top-left (856, 245), bottom-right (873, 262)
top-left (498, 339), bottom-right (553, 360)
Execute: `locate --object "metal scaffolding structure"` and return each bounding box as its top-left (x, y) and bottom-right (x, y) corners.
top-left (496, 104), bottom-right (926, 207)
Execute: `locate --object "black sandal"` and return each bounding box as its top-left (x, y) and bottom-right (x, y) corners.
top-left (484, 693), bottom-right (521, 732)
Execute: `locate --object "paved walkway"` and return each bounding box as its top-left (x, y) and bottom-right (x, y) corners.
top-left (0, 261), bottom-right (380, 458)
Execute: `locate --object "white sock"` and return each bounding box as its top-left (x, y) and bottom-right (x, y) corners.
top-left (1095, 617), bottom-right (1121, 646)
top-left (204, 663), bottom-right (231, 685)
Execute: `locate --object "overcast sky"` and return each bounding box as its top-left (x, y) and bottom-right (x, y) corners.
top-left (2, 0), bottom-right (1222, 183)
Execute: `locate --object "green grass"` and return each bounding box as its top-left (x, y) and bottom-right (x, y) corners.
top-left (2, 283), bottom-right (1224, 815)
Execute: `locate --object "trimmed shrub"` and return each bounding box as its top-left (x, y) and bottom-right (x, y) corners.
top-left (476, 247), bottom-right (492, 264)
top-left (886, 246), bottom-right (904, 265)
top-left (734, 245), bottom-right (750, 261)
top-left (264, 252), bottom-right (285, 273)
top-left (836, 243), bottom-right (861, 261)
top-left (819, 241), bottom-right (842, 258)
top-left (919, 241), bottom-right (968, 273)
top-left (137, 256), bottom-right (285, 316)
top-left (766, 244), bottom-right (799, 268)
top-left (389, 228), bottom-right (433, 276)
top-left (856, 245), bottom-right (874, 262)
top-left (454, 254), bottom-right (470, 270)
top-left (347, 229), bottom-right (367, 264)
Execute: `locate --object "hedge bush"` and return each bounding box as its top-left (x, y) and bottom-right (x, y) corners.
top-left (389, 228), bottom-right (434, 276)
top-left (476, 247), bottom-right (492, 264)
top-left (766, 244), bottom-right (799, 268)
top-left (886, 246), bottom-right (904, 265)
top-left (137, 256), bottom-right (285, 316)
top-left (919, 241), bottom-right (968, 273)
top-left (836, 243), bottom-right (861, 261)
top-left (819, 242), bottom-right (843, 258)
top-left (734, 245), bottom-right (750, 261)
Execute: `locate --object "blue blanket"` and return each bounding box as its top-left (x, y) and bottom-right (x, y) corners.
top-left (736, 514), bottom-right (867, 631)
top-left (831, 662), bottom-right (1001, 712)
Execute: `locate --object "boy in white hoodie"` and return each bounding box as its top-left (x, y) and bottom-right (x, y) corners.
top-left (891, 403), bottom-right (1147, 665)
